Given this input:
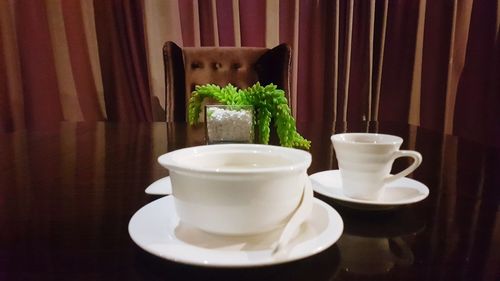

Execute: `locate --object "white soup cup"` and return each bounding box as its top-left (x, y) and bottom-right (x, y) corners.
top-left (158, 144), bottom-right (311, 235)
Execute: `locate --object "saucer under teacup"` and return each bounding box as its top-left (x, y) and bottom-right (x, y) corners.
top-left (128, 196), bottom-right (343, 267)
top-left (310, 170), bottom-right (429, 210)
top-left (145, 176), bottom-right (172, 195)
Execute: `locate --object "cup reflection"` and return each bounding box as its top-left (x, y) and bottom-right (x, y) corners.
top-left (332, 206), bottom-right (425, 277)
top-left (338, 235), bottom-right (414, 275)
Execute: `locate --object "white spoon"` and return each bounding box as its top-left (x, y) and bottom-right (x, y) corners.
top-left (272, 175), bottom-right (314, 257)
top-left (145, 176), bottom-right (172, 195)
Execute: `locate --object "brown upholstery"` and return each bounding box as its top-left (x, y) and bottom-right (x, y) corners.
top-left (163, 41), bottom-right (291, 122)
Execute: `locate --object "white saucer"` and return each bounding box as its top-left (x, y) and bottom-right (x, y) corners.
top-left (310, 170), bottom-right (429, 210)
top-left (145, 176), bottom-right (172, 195)
top-left (128, 196), bottom-right (343, 267)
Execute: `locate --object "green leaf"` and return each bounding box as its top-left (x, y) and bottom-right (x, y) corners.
top-left (187, 82), bottom-right (311, 149)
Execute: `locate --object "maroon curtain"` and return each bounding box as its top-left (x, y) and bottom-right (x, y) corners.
top-left (93, 0), bottom-right (152, 122)
top-left (0, 0), bottom-right (498, 146)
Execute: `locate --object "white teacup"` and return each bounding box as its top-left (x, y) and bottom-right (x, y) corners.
top-left (331, 133), bottom-right (422, 200)
top-left (158, 144), bottom-right (311, 235)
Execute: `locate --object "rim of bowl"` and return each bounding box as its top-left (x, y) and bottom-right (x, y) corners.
top-left (157, 144), bottom-right (311, 174)
top-left (331, 133), bottom-right (403, 145)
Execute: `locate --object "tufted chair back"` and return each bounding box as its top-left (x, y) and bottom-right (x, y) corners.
top-left (163, 41), bottom-right (291, 122)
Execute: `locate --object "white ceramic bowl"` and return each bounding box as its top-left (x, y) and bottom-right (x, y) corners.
top-left (157, 144), bottom-right (312, 235)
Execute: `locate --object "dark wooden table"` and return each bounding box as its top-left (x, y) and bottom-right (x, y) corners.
top-left (1, 121), bottom-right (498, 281)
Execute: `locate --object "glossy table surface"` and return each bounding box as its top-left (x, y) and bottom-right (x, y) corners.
top-left (0, 121), bottom-right (498, 280)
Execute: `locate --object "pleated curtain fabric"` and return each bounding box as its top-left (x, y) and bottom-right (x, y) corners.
top-left (0, 0), bottom-right (498, 146)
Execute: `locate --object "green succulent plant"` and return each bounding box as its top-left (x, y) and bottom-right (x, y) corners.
top-left (188, 82), bottom-right (311, 150)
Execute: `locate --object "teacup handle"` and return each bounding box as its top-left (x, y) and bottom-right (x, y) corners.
top-left (384, 150), bottom-right (422, 184)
